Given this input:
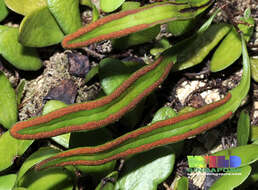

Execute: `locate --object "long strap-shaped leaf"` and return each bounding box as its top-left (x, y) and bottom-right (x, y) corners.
top-left (35, 35), bottom-right (250, 169)
top-left (62, 0), bottom-right (214, 48)
top-left (10, 48), bottom-right (176, 139)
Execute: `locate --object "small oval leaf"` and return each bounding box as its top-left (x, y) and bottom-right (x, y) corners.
top-left (0, 0), bottom-right (8, 22)
top-left (151, 106), bottom-right (177, 123)
top-left (48, 0), bottom-right (82, 34)
top-left (173, 23), bottom-right (231, 71)
top-left (0, 131), bottom-right (33, 171)
top-left (4, 0), bottom-right (46, 15)
top-left (209, 165), bottom-right (251, 190)
top-left (0, 72), bottom-right (17, 129)
top-left (100, 0), bottom-right (125, 13)
top-left (210, 28), bottom-right (241, 72)
top-left (19, 7), bottom-right (64, 47)
top-left (17, 147), bottom-right (60, 182)
top-left (210, 15), bottom-right (254, 72)
top-left (0, 174), bottom-right (17, 190)
top-left (0, 26), bottom-right (42, 71)
top-left (42, 100), bottom-right (68, 115)
top-left (99, 58), bottom-right (144, 95)
top-left (114, 146), bottom-right (176, 190)
top-left (17, 167), bottom-right (73, 190)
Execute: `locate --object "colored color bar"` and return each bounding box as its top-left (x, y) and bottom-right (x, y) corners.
top-left (209, 156), bottom-right (216, 168)
top-left (230, 156), bottom-right (241, 168)
top-left (217, 156), bottom-right (229, 168)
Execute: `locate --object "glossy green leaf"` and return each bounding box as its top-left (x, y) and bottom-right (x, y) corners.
top-left (99, 58), bottom-right (130, 95)
top-left (16, 79), bottom-right (26, 106)
top-left (240, 161), bottom-right (258, 189)
top-left (0, 131), bottom-right (33, 171)
top-left (0, 26), bottom-right (42, 70)
top-left (168, 19), bottom-right (195, 36)
top-left (100, 0), bottom-right (125, 13)
top-left (150, 38), bottom-right (171, 57)
top-left (19, 7), bottom-right (64, 47)
top-left (168, 9), bottom-right (222, 71)
top-left (43, 100), bottom-right (70, 148)
top-left (42, 100), bottom-right (68, 115)
top-left (0, 72), bottom-right (17, 129)
top-left (48, 0), bottom-right (81, 34)
top-left (0, 174), bottom-right (17, 190)
top-left (151, 107), bottom-right (177, 123)
top-left (0, 0), bottom-right (8, 22)
top-left (210, 14), bottom-right (254, 72)
top-left (95, 171), bottom-right (118, 190)
top-left (80, 0), bottom-right (99, 22)
top-left (210, 28), bottom-right (241, 72)
top-left (17, 147), bottom-right (60, 182)
top-left (213, 144), bottom-right (258, 167)
top-left (115, 146), bottom-right (175, 190)
top-left (99, 58), bottom-right (144, 95)
top-left (52, 133), bottom-right (70, 148)
top-left (175, 176), bottom-right (188, 190)
top-left (209, 165), bottom-right (251, 190)
top-left (173, 23), bottom-right (231, 71)
top-left (237, 110), bottom-right (250, 146)
top-left (4, 0), bottom-right (46, 15)
top-left (121, 1), bottom-right (140, 11)
top-left (17, 167), bottom-right (73, 190)
top-left (251, 58), bottom-right (258, 82)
